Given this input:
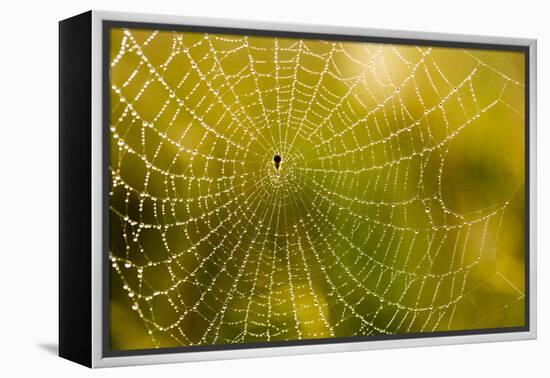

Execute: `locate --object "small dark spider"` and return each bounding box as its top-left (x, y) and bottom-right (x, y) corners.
top-left (273, 155), bottom-right (282, 170)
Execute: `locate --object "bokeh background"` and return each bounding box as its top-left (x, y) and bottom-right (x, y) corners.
top-left (108, 27), bottom-right (525, 351)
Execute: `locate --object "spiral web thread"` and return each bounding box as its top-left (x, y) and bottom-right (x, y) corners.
top-left (108, 27), bottom-right (525, 349)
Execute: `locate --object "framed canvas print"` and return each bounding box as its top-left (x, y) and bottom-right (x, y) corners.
top-left (59, 10), bottom-right (537, 368)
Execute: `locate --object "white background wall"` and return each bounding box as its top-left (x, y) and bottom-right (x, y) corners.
top-left (0, 0), bottom-right (546, 376)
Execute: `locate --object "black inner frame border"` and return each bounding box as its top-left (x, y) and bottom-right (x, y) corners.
top-left (102, 19), bottom-right (531, 358)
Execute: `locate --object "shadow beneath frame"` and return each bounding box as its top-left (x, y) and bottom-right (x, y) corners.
top-left (38, 343), bottom-right (59, 356)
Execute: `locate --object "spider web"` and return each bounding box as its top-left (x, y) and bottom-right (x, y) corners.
top-left (108, 27), bottom-right (526, 349)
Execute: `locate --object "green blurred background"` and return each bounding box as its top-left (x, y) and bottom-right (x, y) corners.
top-left (108, 27), bottom-right (525, 350)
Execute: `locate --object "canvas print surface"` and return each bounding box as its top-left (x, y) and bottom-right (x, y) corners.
top-left (107, 26), bottom-right (526, 351)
